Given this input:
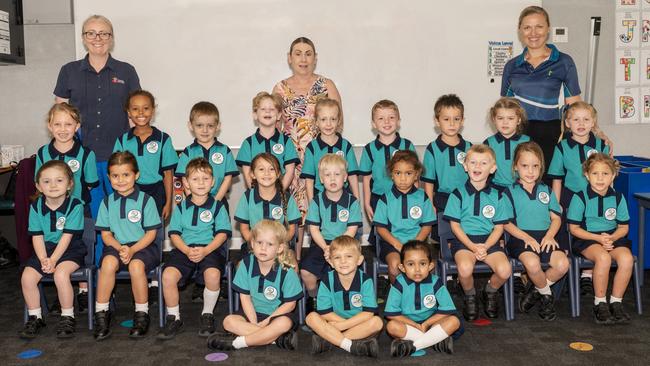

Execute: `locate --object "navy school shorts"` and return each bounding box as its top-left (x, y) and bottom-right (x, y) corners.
top-left (507, 230), bottom-right (560, 264)
top-left (300, 239), bottom-right (332, 279)
top-left (137, 182), bottom-right (165, 215)
top-left (101, 241), bottom-right (160, 273)
top-left (573, 231), bottom-right (631, 255)
top-left (163, 245), bottom-right (226, 286)
top-left (234, 308), bottom-right (299, 331)
top-left (450, 234), bottom-right (505, 257)
top-left (24, 239), bottom-right (86, 277)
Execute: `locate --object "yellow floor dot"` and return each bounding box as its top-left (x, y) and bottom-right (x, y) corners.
top-left (569, 342), bottom-right (594, 352)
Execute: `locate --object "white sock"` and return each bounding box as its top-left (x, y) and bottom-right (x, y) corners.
top-left (514, 272), bottom-right (522, 278)
top-left (546, 278), bottom-right (555, 286)
top-left (61, 307), bottom-right (75, 318)
top-left (594, 296), bottom-right (607, 305)
top-left (536, 284), bottom-right (552, 296)
top-left (403, 324), bottom-right (425, 341)
top-left (202, 288), bottom-right (220, 315)
top-left (167, 305), bottom-right (180, 320)
top-left (78, 288), bottom-right (88, 294)
top-left (340, 338), bottom-right (352, 352)
top-left (135, 302), bottom-right (149, 313)
top-left (581, 272), bottom-right (592, 279)
top-left (28, 308), bottom-right (42, 319)
top-left (95, 302), bottom-right (109, 313)
top-left (610, 295), bottom-right (623, 303)
top-left (413, 324), bottom-right (449, 351)
top-left (149, 281), bottom-right (159, 287)
top-left (232, 336), bottom-right (248, 349)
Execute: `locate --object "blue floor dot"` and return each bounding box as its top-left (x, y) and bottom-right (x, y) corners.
top-left (120, 320), bottom-right (133, 328)
top-left (18, 349), bottom-right (43, 359)
top-left (411, 350), bottom-right (426, 357)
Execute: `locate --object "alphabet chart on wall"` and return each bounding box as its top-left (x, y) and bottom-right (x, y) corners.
top-left (616, 0), bottom-right (650, 124)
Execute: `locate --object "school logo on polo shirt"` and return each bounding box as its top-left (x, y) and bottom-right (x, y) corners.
top-left (174, 180), bottom-right (182, 189)
top-left (457, 152), bottom-right (467, 164)
top-left (211, 152), bottom-right (224, 165)
top-left (200, 210), bottom-right (213, 223)
top-left (336, 150), bottom-right (344, 157)
top-left (55, 217), bottom-right (66, 231)
top-left (538, 191), bottom-right (550, 204)
top-left (338, 209), bottom-right (350, 223)
top-left (67, 159), bottom-right (80, 173)
top-left (586, 149), bottom-right (598, 158)
top-left (351, 293), bottom-right (363, 308)
top-left (128, 209), bottom-right (142, 223)
top-left (264, 286), bottom-right (278, 300)
top-left (482, 205), bottom-right (495, 218)
top-left (272, 143), bottom-right (284, 154)
top-left (146, 141), bottom-right (159, 154)
top-left (605, 208), bottom-right (617, 221)
top-left (271, 207), bottom-right (284, 220)
top-left (423, 294), bottom-right (437, 309)
top-left (410, 206), bottom-right (422, 219)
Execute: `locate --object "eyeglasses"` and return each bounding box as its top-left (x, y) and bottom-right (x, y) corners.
top-left (83, 31), bottom-right (112, 40)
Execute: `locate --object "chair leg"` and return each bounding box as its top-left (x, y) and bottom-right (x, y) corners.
top-left (504, 273), bottom-right (514, 321)
top-left (572, 258), bottom-right (581, 317)
top-left (298, 285), bottom-right (307, 325)
top-left (158, 268), bottom-right (165, 328)
top-left (567, 268), bottom-right (578, 318)
top-left (227, 263), bottom-right (234, 315)
top-left (633, 259), bottom-right (643, 315)
top-left (88, 270), bottom-right (95, 330)
top-left (373, 261), bottom-right (379, 298)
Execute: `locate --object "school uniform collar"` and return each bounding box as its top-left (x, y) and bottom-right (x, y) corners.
top-left (48, 138), bottom-right (82, 159)
top-left (566, 133), bottom-right (597, 149)
top-left (252, 188), bottom-right (282, 206)
top-left (435, 135), bottom-right (467, 151)
top-left (251, 257), bottom-right (279, 282)
top-left (185, 195), bottom-right (215, 210)
top-left (516, 44), bottom-right (560, 67)
top-left (333, 269), bottom-right (362, 292)
top-left (113, 187), bottom-right (141, 202)
top-left (254, 128), bottom-right (281, 144)
top-left (515, 181), bottom-right (541, 200)
top-left (464, 181), bottom-right (492, 195)
top-left (391, 185), bottom-right (418, 198)
top-left (79, 53), bottom-right (117, 72)
top-left (321, 191), bottom-right (350, 208)
top-left (402, 272), bottom-right (434, 286)
top-left (374, 133), bottom-right (402, 150)
top-left (316, 133), bottom-right (343, 151)
top-left (190, 138), bottom-right (223, 150)
top-left (127, 126), bottom-right (163, 143)
top-left (586, 185), bottom-right (615, 200)
top-left (40, 196), bottom-right (71, 215)
top-left (494, 133), bottom-right (523, 143)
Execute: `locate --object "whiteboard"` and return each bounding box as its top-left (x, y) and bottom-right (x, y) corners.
top-left (73, 0), bottom-right (538, 148)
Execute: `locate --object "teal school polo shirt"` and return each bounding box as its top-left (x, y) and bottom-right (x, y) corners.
top-left (384, 273), bottom-right (456, 323)
top-left (502, 182), bottom-right (561, 231)
top-left (359, 134), bottom-right (415, 196)
top-left (421, 135), bottom-right (472, 210)
top-left (300, 134), bottom-right (360, 193)
top-left (316, 269), bottom-right (378, 318)
top-left (443, 182), bottom-right (510, 236)
top-left (305, 191), bottom-right (362, 241)
top-left (234, 188), bottom-right (301, 228)
top-left (236, 129), bottom-right (299, 174)
top-left (168, 195), bottom-right (232, 245)
top-left (373, 186), bottom-right (436, 243)
top-left (28, 196), bottom-right (84, 244)
top-left (567, 186), bottom-right (630, 233)
top-left (113, 127), bottom-right (179, 185)
top-left (483, 133), bottom-right (530, 187)
top-left (95, 188), bottom-right (162, 244)
top-left (547, 133), bottom-right (609, 193)
top-left (175, 139), bottom-right (239, 196)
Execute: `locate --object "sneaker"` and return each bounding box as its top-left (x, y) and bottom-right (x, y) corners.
top-left (129, 311), bottom-right (150, 338)
top-left (275, 330), bottom-right (297, 350)
top-left (431, 336), bottom-right (454, 354)
top-left (207, 334), bottom-right (236, 350)
top-left (192, 283), bottom-right (205, 303)
top-left (580, 277), bottom-right (593, 296)
top-left (198, 313), bottom-right (216, 337)
top-left (311, 334), bottom-right (332, 354)
top-left (157, 315), bottom-right (183, 340)
top-left (390, 339), bottom-right (416, 358)
top-left (49, 297), bottom-right (61, 315)
top-left (538, 294), bottom-right (557, 321)
top-left (609, 302), bottom-right (631, 324)
top-left (481, 289), bottom-right (500, 319)
top-left (350, 337), bottom-right (378, 358)
top-left (593, 302), bottom-right (613, 325)
top-left (56, 315), bottom-right (76, 338)
top-left (518, 287), bottom-right (541, 313)
top-left (148, 286), bottom-right (159, 305)
top-left (77, 291), bottom-right (89, 314)
top-left (513, 275), bottom-right (526, 295)
top-left (93, 310), bottom-right (113, 341)
top-left (462, 294), bottom-right (479, 321)
top-left (19, 316), bottom-right (46, 339)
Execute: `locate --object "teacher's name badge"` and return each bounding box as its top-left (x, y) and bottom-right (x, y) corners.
top-left (482, 205), bottom-right (495, 219)
top-left (264, 286), bottom-right (278, 300)
top-left (211, 152), bottom-right (224, 165)
top-left (272, 143), bottom-right (284, 154)
top-left (351, 293), bottom-right (363, 308)
top-left (128, 209), bottom-right (142, 223)
top-left (67, 159), bottom-right (80, 173)
top-left (200, 210), bottom-right (213, 223)
top-left (586, 149), bottom-right (598, 158)
top-left (410, 206), bottom-right (422, 219)
top-left (538, 191), bottom-right (550, 204)
top-left (457, 152), bottom-right (467, 164)
top-left (55, 216), bottom-right (66, 231)
top-left (338, 209), bottom-right (350, 223)
top-left (146, 141), bottom-right (159, 154)
top-left (271, 207), bottom-right (284, 220)
top-left (605, 208), bottom-right (617, 221)
top-left (423, 294), bottom-right (437, 309)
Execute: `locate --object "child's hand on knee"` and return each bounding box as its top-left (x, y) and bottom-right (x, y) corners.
top-left (119, 245), bottom-right (133, 264)
top-left (524, 236), bottom-right (541, 253)
top-left (256, 318), bottom-right (270, 328)
top-left (540, 236), bottom-right (559, 253)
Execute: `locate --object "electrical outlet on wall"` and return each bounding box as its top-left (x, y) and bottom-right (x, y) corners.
top-left (552, 27), bottom-right (569, 43)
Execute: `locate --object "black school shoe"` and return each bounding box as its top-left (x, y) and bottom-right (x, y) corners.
top-left (390, 339), bottom-right (416, 358)
top-left (593, 302), bottom-right (614, 325)
top-left (207, 334), bottom-right (236, 350)
top-left (19, 316), bottom-right (46, 339)
top-left (77, 291), bottom-right (89, 314)
top-left (481, 289), bottom-right (500, 319)
top-left (513, 275), bottom-right (526, 295)
top-left (129, 311), bottom-right (150, 338)
top-left (275, 330), bottom-right (298, 350)
top-left (580, 277), bottom-right (593, 296)
top-left (198, 313), bottom-right (216, 337)
top-left (462, 294), bottom-right (479, 321)
top-left (518, 286), bottom-right (541, 313)
top-left (93, 310), bottom-right (113, 341)
top-left (350, 337), bottom-right (379, 358)
top-left (311, 334), bottom-right (333, 354)
top-left (431, 336), bottom-right (454, 354)
top-left (538, 294), bottom-right (557, 321)
top-left (157, 315), bottom-right (184, 340)
top-left (56, 315), bottom-right (76, 338)
top-left (610, 302), bottom-right (631, 324)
